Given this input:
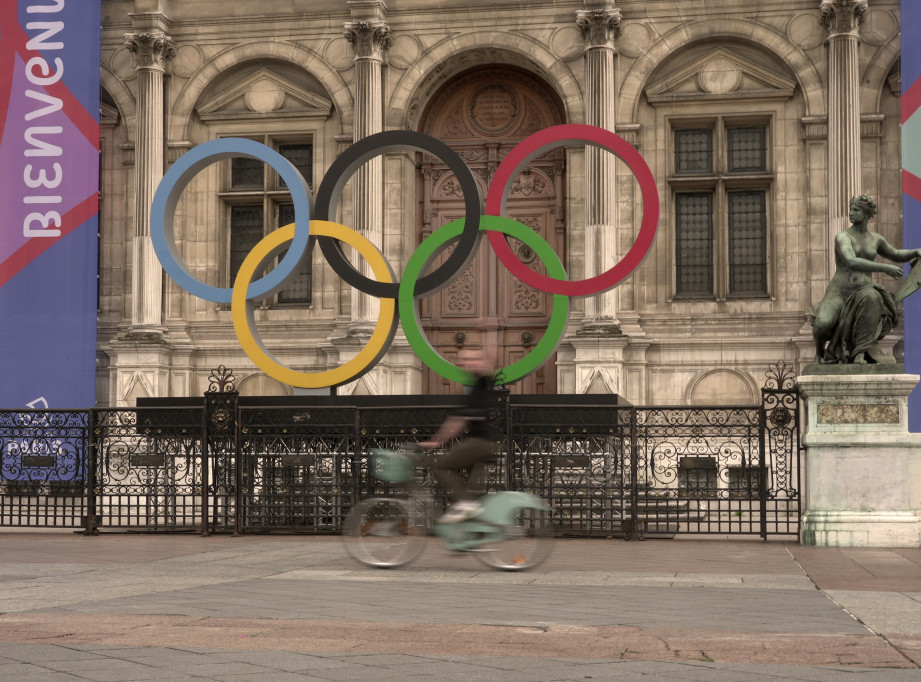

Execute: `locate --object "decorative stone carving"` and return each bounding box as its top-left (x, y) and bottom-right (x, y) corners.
top-left (458, 150), bottom-right (487, 163)
top-left (343, 21), bottom-right (392, 61)
top-left (446, 265), bottom-right (475, 314)
top-left (820, 0), bottom-right (868, 37)
top-left (422, 68), bottom-right (563, 140)
top-left (513, 275), bottom-right (541, 312)
top-left (617, 22), bottom-right (652, 59)
top-left (789, 13), bottom-right (826, 49)
top-left (697, 57), bottom-right (742, 94)
top-left (196, 69), bottom-right (333, 121)
top-left (244, 78), bottom-right (285, 113)
top-left (575, 8), bottom-right (623, 49)
top-left (469, 84), bottom-right (518, 134)
top-left (510, 172), bottom-right (547, 198)
top-left (645, 47), bottom-right (796, 103)
top-left (439, 176), bottom-right (465, 200)
top-left (816, 403), bottom-right (900, 424)
top-left (124, 32), bottom-right (176, 70)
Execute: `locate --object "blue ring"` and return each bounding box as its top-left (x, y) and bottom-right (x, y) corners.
top-left (150, 138), bottom-right (313, 304)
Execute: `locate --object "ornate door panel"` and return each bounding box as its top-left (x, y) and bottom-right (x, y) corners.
top-left (418, 67), bottom-right (565, 395)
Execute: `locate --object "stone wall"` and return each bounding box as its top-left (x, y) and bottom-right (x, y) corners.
top-left (96, 0), bottom-right (903, 405)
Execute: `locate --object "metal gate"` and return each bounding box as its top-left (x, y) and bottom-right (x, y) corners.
top-left (505, 363), bottom-right (800, 538)
top-left (0, 363), bottom-right (801, 538)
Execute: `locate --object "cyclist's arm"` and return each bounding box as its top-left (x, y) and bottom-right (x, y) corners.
top-left (420, 415), bottom-right (467, 449)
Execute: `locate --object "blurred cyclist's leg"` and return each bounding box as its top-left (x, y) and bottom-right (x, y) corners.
top-left (435, 438), bottom-right (497, 522)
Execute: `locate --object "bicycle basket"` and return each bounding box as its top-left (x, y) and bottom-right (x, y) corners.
top-left (371, 449), bottom-right (413, 483)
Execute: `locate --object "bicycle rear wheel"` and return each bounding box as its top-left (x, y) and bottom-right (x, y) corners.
top-left (342, 497), bottom-right (426, 568)
top-left (475, 507), bottom-right (554, 571)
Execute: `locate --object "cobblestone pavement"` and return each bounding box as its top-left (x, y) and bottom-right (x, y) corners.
top-left (0, 533), bottom-right (920, 680)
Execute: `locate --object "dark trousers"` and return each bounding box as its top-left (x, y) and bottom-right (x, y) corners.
top-left (435, 438), bottom-right (497, 501)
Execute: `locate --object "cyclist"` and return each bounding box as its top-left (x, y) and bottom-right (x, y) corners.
top-left (420, 347), bottom-right (498, 523)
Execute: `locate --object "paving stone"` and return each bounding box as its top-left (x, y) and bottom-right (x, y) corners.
top-left (0, 535), bottom-right (917, 679)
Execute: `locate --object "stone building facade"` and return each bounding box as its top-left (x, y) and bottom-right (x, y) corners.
top-left (97, 0), bottom-right (902, 406)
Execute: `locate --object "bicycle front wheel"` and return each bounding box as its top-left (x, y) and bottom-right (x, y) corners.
top-left (475, 507), bottom-right (554, 571)
top-left (342, 497), bottom-right (426, 569)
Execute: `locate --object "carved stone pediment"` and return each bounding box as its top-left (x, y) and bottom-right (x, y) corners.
top-left (645, 48), bottom-right (796, 104)
top-left (197, 68), bottom-right (332, 122)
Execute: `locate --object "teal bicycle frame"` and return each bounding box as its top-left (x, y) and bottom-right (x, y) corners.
top-left (434, 490), bottom-right (549, 551)
top-left (344, 446), bottom-right (554, 570)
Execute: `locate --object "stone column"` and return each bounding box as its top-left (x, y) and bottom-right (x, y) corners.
top-left (821, 0), bottom-right (867, 255)
top-left (558, 5), bottom-right (629, 397)
top-left (124, 30), bottom-right (174, 338)
top-left (344, 7), bottom-right (391, 334)
top-left (576, 6), bottom-right (621, 329)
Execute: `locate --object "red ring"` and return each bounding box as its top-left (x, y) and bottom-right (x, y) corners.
top-left (485, 124), bottom-right (659, 297)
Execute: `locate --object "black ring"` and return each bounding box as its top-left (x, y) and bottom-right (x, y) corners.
top-left (314, 130), bottom-right (482, 298)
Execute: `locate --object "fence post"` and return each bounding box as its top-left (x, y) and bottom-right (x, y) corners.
top-left (758, 400), bottom-right (768, 540)
top-left (759, 361), bottom-right (800, 540)
top-left (628, 406), bottom-right (641, 540)
top-left (234, 402), bottom-right (242, 537)
top-left (353, 406), bottom-right (362, 508)
top-left (203, 366), bottom-right (238, 536)
top-left (84, 409), bottom-right (98, 535)
top-left (500, 390), bottom-right (513, 492)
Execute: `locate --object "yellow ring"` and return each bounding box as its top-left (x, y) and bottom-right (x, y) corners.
top-left (232, 220), bottom-right (397, 388)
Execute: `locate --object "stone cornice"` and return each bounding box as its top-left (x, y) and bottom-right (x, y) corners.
top-left (123, 32), bottom-right (176, 70)
top-left (819, 0), bottom-right (868, 38)
top-left (576, 8), bottom-right (623, 49)
top-left (343, 21), bottom-right (392, 61)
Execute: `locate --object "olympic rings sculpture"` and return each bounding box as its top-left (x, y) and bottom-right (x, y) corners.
top-left (150, 124), bottom-right (659, 389)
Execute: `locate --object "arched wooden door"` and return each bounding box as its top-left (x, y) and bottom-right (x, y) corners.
top-left (418, 67), bottom-right (566, 395)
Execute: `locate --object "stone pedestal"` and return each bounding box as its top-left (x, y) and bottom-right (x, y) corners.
top-left (798, 371), bottom-right (921, 547)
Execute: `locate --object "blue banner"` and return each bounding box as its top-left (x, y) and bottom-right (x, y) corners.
top-left (0, 1), bottom-right (100, 409)
top-left (904, 1), bottom-right (921, 431)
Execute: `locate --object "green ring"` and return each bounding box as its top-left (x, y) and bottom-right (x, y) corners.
top-left (399, 215), bottom-right (570, 386)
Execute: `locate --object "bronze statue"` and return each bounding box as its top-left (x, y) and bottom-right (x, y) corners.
top-left (812, 195), bottom-right (921, 365)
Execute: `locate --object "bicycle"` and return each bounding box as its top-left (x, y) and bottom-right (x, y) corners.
top-left (342, 444), bottom-right (554, 571)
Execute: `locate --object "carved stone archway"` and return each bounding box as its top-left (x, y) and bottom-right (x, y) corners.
top-left (417, 66), bottom-right (566, 395)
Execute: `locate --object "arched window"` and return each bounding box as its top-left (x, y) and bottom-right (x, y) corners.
top-left (645, 45), bottom-right (798, 302)
top-left (195, 64), bottom-right (333, 307)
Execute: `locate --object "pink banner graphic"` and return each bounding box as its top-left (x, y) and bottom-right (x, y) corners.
top-left (0, 1), bottom-right (100, 408)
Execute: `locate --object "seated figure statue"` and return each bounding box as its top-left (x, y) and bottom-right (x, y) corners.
top-left (812, 195), bottom-right (921, 365)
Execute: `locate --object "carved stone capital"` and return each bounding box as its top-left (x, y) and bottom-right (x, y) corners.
top-left (820, 0), bottom-right (868, 37)
top-left (343, 21), bottom-right (392, 61)
top-left (124, 32), bottom-right (176, 70)
top-left (576, 8), bottom-right (623, 49)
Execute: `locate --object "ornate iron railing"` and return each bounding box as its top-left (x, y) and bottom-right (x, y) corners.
top-left (0, 410), bottom-right (87, 527)
top-left (0, 363), bottom-right (801, 538)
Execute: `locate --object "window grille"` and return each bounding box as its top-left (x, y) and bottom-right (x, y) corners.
top-left (728, 127), bottom-right (766, 172)
top-left (230, 206), bottom-right (264, 283)
top-left (224, 140), bottom-right (314, 304)
top-left (231, 157), bottom-right (263, 189)
top-left (675, 129), bottom-right (713, 173)
top-left (279, 144), bottom-right (313, 188)
top-left (676, 192), bottom-right (714, 296)
top-left (728, 466), bottom-right (762, 499)
top-left (276, 202), bottom-right (312, 304)
top-left (678, 457), bottom-right (718, 499)
top-left (728, 191), bottom-right (767, 296)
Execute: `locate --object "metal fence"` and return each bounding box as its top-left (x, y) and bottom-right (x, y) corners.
top-left (0, 363), bottom-right (801, 539)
